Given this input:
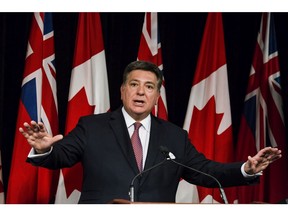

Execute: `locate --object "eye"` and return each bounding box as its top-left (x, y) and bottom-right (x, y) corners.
top-left (130, 82), bottom-right (138, 87)
top-left (146, 84), bottom-right (156, 91)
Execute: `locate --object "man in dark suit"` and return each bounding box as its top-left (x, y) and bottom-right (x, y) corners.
top-left (20, 60), bottom-right (282, 204)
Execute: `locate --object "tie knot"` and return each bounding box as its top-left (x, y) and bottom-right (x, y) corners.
top-left (134, 122), bottom-right (142, 131)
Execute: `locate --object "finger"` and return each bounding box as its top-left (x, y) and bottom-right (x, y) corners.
top-left (259, 147), bottom-right (272, 157)
top-left (51, 134), bottom-right (64, 143)
top-left (31, 120), bottom-right (37, 125)
top-left (33, 125), bottom-right (40, 132)
top-left (247, 156), bottom-right (255, 170)
top-left (19, 127), bottom-right (30, 139)
top-left (259, 147), bottom-right (279, 161)
top-left (246, 156), bottom-right (252, 167)
top-left (38, 122), bottom-right (46, 132)
top-left (30, 120), bottom-right (45, 133)
top-left (19, 127), bottom-right (25, 133)
top-left (264, 148), bottom-right (281, 160)
top-left (268, 154), bottom-right (282, 163)
top-left (23, 122), bottom-right (34, 135)
top-left (30, 121), bottom-right (41, 132)
top-left (248, 155), bottom-right (258, 165)
top-left (251, 155), bottom-right (263, 169)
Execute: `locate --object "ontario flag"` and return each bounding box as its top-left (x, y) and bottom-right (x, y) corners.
top-left (54, 12), bottom-right (110, 203)
top-left (236, 13), bottom-right (288, 204)
top-left (0, 151), bottom-right (4, 203)
top-left (137, 12), bottom-right (168, 120)
top-left (176, 13), bottom-right (237, 203)
top-left (6, 13), bottom-right (60, 203)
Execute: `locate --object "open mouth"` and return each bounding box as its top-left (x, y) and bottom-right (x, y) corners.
top-left (133, 99), bottom-right (145, 105)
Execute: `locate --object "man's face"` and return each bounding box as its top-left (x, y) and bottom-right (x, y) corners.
top-left (121, 69), bottom-right (160, 121)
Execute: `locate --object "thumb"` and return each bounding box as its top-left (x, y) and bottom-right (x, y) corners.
top-left (51, 134), bottom-right (64, 143)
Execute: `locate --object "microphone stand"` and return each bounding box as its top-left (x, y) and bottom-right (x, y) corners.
top-left (129, 159), bottom-right (169, 202)
top-left (129, 146), bottom-right (229, 204)
top-left (159, 145), bottom-right (228, 204)
top-left (170, 159), bottom-right (228, 204)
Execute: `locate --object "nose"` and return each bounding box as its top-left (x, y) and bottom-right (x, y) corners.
top-left (137, 84), bottom-right (145, 95)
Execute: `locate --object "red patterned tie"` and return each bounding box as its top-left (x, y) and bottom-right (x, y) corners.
top-left (131, 122), bottom-right (143, 172)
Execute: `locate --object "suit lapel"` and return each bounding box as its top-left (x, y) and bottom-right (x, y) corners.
top-left (109, 108), bottom-right (139, 174)
top-left (109, 108), bottom-right (166, 183)
top-left (140, 116), bottom-right (164, 185)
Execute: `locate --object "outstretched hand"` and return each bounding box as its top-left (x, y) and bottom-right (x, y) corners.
top-left (244, 147), bottom-right (282, 175)
top-left (19, 120), bottom-right (63, 154)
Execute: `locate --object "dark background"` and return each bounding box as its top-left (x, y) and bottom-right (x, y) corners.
top-left (1, 12), bottom-right (288, 197)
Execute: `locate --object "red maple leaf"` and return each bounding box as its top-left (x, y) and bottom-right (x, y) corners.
top-left (188, 96), bottom-right (233, 162)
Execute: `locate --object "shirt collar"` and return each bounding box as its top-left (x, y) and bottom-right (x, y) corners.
top-left (122, 107), bottom-right (151, 131)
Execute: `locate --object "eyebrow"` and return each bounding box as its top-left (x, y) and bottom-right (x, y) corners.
top-left (129, 79), bottom-right (156, 85)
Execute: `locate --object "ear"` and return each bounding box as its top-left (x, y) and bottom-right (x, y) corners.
top-left (120, 85), bottom-right (124, 99)
top-left (120, 84), bottom-right (125, 92)
top-left (155, 92), bottom-right (160, 105)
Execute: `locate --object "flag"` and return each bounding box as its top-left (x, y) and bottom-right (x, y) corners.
top-left (176, 13), bottom-right (237, 203)
top-left (236, 13), bottom-right (288, 204)
top-left (6, 13), bottom-right (60, 203)
top-left (55, 12), bottom-right (110, 204)
top-left (137, 12), bottom-right (168, 120)
top-left (0, 152), bottom-right (4, 203)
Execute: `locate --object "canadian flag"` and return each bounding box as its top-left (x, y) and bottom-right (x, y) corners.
top-left (54, 12), bottom-right (110, 203)
top-left (176, 12), bottom-right (237, 203)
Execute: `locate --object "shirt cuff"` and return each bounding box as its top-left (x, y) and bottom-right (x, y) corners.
top-left (28, 147), bottom-right (53, 158)
top-left (241, 163), bottom-right (263, 177)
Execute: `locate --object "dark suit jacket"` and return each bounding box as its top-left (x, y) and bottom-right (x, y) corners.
top-left (27, 107), bottom-right (257, 203)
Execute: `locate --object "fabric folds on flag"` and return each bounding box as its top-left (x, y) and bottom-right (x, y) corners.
top-left (137, 12), bottom-right (168, 120)
top-left (176, 13), bottom-right (237, 203)
top-left (6, 13), bottom-right (60, 203)
top-left (236, 13), bottom-right (288, 204)
top-left (54, 12), bottom-right (110, 204)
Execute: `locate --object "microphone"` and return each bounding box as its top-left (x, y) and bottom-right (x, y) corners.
top-left (159, 146), bottom-right (229, 204)
top-left (129, 150), bottom-right (170, 202)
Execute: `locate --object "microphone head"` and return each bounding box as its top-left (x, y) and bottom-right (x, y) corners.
top-left (159, 146), bottom-right (170, 158)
